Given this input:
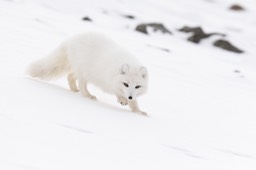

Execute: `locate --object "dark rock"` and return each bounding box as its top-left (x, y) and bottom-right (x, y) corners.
top-left (230, 4), bottom-right (245, 11)
top-left (234, 70), bottom-right (245, 78)
top-left (136, 24), bottom-right (147, 34)
top-left (213, 39), bottom-right (244, 53)
top-left (178, 26), bottom-right (202, 33)
top-left (82, 16), bottom-right (92, 22)
top-left (160, 48), bottom-right (170, 53)
top-left (178, 26), bottom-right (225, 43)
top-left (135, 23), bottom-right (172, 35)
top-left (123, 15), bottom-right (135, 19)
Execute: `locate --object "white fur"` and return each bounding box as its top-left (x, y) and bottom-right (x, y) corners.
top-left (27, 32), bottom-right (148, 115)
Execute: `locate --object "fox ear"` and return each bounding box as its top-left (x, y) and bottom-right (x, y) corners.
top-left (140, 67), bottom-right (147, 78)
top-left (121, 64), bottom-right (129, 74)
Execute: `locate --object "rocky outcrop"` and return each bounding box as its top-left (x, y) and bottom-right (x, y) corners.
top-left (213, 39), bottom-right (244, 53)
top-left (178, 26), bottom-right (225, 43)
top-left (135, 23), bottom-right (172, 35)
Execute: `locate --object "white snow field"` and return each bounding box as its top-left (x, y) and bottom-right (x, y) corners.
top-left (1, 0), bottom-right (256, 169)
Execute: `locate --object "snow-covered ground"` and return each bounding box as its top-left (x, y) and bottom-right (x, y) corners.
top-left (1, 0), bottom-right (256, 169)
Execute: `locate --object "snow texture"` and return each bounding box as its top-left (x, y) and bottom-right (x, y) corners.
top-left (0, 0), bottom-right (256, 169)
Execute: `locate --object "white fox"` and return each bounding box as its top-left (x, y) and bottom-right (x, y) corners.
top-left (28, 32), bottom-right (148, 115)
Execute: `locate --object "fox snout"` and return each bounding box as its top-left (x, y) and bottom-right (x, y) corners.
top-left (128, 96), bottom-right (133, 100)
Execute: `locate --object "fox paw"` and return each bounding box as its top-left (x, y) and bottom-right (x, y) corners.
top-left (71, 89), bottom-right (79, 92)
top-left (88, 95), bottom-right (97, 100)
top-left (140, 111), bottom-right (147, 116)
top-left (117, 97), bottom-right (128, 106)
top-left (90, 96), bottom-right (97, 100)
top-left (133, 110), bottom-right (148, 116)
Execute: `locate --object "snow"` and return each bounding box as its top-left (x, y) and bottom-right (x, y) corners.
top-left (1, 0), bottom-right (256, 169)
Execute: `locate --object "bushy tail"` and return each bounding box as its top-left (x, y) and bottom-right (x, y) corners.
top-left (27, 44), bottom-right (70, 80)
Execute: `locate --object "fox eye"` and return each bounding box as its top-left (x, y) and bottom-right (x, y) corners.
top-left (135, 85), bottom-right (141, 89)
top-left (123, 82), bottom-right (129, 87)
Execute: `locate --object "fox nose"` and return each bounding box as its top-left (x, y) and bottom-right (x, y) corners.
top-left (128, 96), bottom-right (133, 100)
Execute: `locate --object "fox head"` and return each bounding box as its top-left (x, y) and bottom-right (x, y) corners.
top-left (116, 64), bottom-right (148, 101)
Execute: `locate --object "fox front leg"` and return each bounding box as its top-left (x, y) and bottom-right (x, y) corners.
top-left (128, 100), bottom-right (147, 116)
top-left (117, 96), bottom-right (128, 106)
top-left (67, 73), bottom-right (79, 92)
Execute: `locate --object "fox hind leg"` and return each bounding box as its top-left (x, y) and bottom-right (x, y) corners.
top-left (67, 73), bottom-right (79, 92)
top-left (78, 79), bottom-right (97, 100)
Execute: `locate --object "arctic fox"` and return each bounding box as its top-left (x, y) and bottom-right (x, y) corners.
top-left (28, 32), bottom-right (148, 115)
